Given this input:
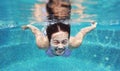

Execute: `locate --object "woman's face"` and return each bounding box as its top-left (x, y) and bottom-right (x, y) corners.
top-left (50, 31), bottom-right (69, 55)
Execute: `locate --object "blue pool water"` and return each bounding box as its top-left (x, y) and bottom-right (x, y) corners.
top-left (0, 0), bottom-right (120, 71)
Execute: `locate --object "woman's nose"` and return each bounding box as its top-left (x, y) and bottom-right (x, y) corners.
top-left (58, 44), bottom-right (64, 48)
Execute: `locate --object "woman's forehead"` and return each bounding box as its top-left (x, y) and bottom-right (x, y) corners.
top-left (51, 31), bottom-right (69, 39)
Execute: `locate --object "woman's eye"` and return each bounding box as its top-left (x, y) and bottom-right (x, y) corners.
top-left (62, 40), bottom-right (68, 44)
top-left (54, 41), bottom-right (59, 44)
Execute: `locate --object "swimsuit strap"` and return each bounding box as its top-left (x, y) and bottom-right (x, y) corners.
top-left (46, 47), bottom-right (55, 57)
top-left (62, 48), bottom-right (71, 57)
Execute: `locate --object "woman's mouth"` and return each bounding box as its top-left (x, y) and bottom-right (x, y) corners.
top-left (55, 48), bottom-right (65, 55)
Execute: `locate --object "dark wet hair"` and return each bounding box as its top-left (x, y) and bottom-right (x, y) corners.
top-left (46, 22), bottom-right (70, 42)
top-left (46, 0), bottom-right (71, 20)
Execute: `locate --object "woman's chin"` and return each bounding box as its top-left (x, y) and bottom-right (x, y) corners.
top-left (55, 51), bottom-right (65, 56)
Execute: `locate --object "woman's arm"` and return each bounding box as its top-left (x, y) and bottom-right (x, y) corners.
top-left (69, 22), bottom-right (97, 48)
top-left (22, 25), bottom-right (49, 49)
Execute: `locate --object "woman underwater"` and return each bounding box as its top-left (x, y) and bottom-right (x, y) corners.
top-left (22, 0), bottom-right (97, 57)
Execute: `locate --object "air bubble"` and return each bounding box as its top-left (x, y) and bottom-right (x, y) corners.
top-left (105, 57), bottom-right (109, 61)
top-left (93, 54), bottom-right (97, 57)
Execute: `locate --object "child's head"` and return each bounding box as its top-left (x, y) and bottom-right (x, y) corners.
top-left (46, 22), bottom-right (70, 42)
top-left (46, 22), bottom-right (70, 55)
